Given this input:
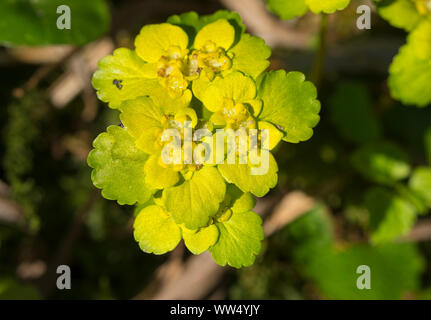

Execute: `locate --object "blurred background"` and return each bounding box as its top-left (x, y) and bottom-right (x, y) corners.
top-left (1, 0), bottom-right (431, 300)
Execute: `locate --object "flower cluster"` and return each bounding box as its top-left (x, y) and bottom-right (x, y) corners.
top-left (88, 11), bottom-right (320, 268)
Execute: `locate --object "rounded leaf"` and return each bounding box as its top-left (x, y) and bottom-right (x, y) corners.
top-left (201, 72), bottom-right (257, 112)
top-left (92, 48), bottom-right (160, 109)
top-left (144, 155), bottom-right (180, 190)
top-left (227, 185), bottom-right (257, 214)
top-left (258, 121), bottom-right (284, 150)
top-left (228, 34), bottom-right (271, 79)
top-left (194, 19), bottom-right (235, 50)
top-left (305, 0), bottom-right (351, 14)
top-left (135, 23), bottom-right (189, 62)
top-left (210, 210), bottom-right (264, 268)
top-left (266, 0), bottom-right (308, 20)
top-left (376, 0), bottom-right (422, 32)
top-left (409, 20), bottom-right (431, 60)
top-left (87, 126), bottom-right (155, 205)
top-left (182, 224), bottom-right (219, 254)
top-left (134, 205), bottom-right (182, 255)
top-left (119, 96), bottom-right (191, 155)
top-left (257, 70), bottom-right (321, 143)
top-left (218, 151), bottom-right (278, 197)
top-left (163, 166), bottom-right (226, 229)
top-left (389, 42), bottom-right (431, 107)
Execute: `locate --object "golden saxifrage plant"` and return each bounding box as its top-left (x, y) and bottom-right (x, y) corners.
top-left (87, 11), bottom-right (321, 268)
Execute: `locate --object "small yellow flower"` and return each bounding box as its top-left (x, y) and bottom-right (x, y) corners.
top-left (93, 15), bottom-right (270, 109)
top-left (133, 19), bottom-right (249, 96)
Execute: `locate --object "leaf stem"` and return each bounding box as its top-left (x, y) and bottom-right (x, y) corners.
top-left (310, 14), bottom-right (328, 89)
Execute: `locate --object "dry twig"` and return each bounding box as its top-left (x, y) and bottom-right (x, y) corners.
top-left (219, 0), bottom-right (313, 49)
top-left (48, 37), bottom-right (114, 110)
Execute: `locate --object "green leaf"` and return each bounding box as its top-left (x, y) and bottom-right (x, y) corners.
top-left (365, 187), bottom-right (417, 244)
top-left (218, 151), bottom-right (278, 197)
top-left (93, 40), bottom-right (192, 109)
top-left (194, 19), bottom-right (235, 51)
top-left (408, 19), bottom-right (431, 59)
top-left (163, 166), bottom-right (226, 229)
top-left (210, 210), bottom-right (264, 268)
top-left (119, 96), bottom-right (164, 155)
top-left (182, 224), bottom-right (219, 254)
top-left (267, 0), bottom-right (351, 18)
top-left (258, 121), bottom-right (284, 150)
top-left (228, 185), bottom-right (257, 213)
top-left (87, 126), bottom-right (155, 205)
top-left (191, 71), bottom-right (212, 102)
top-left (167, 10), bottom-right (245, 45)
top-left (375, 0), bottom-right (423, 31)
top-left (287, 205), bottom-right (335, 263)
top-left (199, 10), bottom-right (246, 36)
top-left (135, 23), bottom-right (189, 63)
top-left (133, 205), bottom-right (181, 255)
top-left (266, 0), bottom-right (308, 20)
top-left (351, 141), bottom-right (411, 185)
top-left (330, 83), bottom-right (381, 144)
top-left (201, 71), bottom-right (257, 112)
top-left (257, 70), bottom-right (321, 143)
top-left (409, 167), bottom-right (431, 208)
top-left (0, 0), bottom-right (110, 46)
top-left (92, 48), bottom-right (161, 109)
top-left (305, 0), bottom-right (351, 14)
top-left (229, 34), bottom-right (271, 79)
top-left (395, 182), bottom-right (429, 214)
top-left (120, 96), bottom-right (192, 154)
top-left (167, 11), bottom-right (201, 32)
top-left (389, 42), bottom-right (431, 107)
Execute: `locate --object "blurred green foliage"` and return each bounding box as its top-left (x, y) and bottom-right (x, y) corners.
top-left (231, 206), bottom-right (424, 299)
top-left (365, 187), bottom-right (416, 243)
top-left (3, 92), bottom-right (46, 232)
top-left (0, 278), bottom-right (40, 299)
top-left (0, 0), bottom-right (110, 46)
top-left (330, 83), bottom-right (382, 144)
top-left (351, 141), bottom-right (411, 185)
